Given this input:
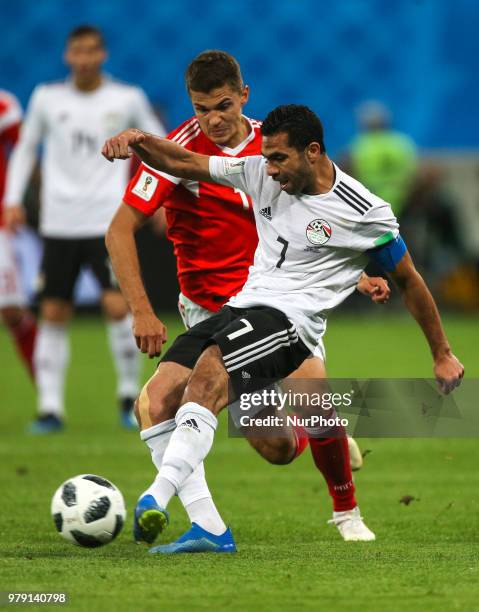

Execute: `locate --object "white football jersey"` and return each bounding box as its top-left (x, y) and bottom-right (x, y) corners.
top-left (209, 155), bottom-right (399, 352)
top-left (5, 77), bottom-right (165, 237)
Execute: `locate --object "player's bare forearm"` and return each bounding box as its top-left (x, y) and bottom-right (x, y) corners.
top-left (388, 251), bottom-right (464, 392)
top-left (105, 203), bottom-right (167, 357)
top-left (102, 129), bottom-right (211, 182)
top-left (389, 255), bottom-right (448, 357)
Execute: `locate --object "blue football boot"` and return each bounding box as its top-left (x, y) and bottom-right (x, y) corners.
top-left (133, 494), bottom-right (169, 544)
top-left (149, 522), bottom-right (237, 554)
top-left (27, 414), bottom-right (64, 435)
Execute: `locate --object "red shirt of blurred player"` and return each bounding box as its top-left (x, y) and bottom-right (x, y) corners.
top-left (0, 91), bottom-right (21, 226)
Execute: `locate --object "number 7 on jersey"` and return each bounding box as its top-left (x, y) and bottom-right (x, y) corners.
top-left (276, 236), bottom-right (289, 268)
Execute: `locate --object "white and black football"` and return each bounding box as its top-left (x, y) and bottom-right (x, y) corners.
top-left (51, 474), bottom-right (126, 548)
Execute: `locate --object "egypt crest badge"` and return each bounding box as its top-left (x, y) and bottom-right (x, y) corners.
top-left (306, 219), bottom-right (332, 245)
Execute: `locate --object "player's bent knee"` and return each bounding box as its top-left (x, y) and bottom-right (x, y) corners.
top-left (102, 290), bottom-right (129, 321)
top-left (0, 306), bottom-right (24, 327)
top-left (41, 299), bottom-right (72, 323)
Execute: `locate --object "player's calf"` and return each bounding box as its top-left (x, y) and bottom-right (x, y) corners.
top-left (180, 344), bottom-right (229, 414)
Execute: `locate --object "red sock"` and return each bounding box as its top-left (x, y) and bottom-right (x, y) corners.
top-left (292, 423), bottom-right (309, 459)
top-left (308, 427), bottom-right (356, 512)
top-left (8, 312), bottom-right (37, 380)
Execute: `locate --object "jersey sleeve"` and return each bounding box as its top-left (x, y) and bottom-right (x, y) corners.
top-left (122, 161), bottom-right (179, 216)
top-left (349, 201), bottom-right (400, 252)
top-left (130, 87), bottom-right (167, 137)
top-left (4, 85), bottom-right (45, 207)
top-left (122, 119), bottom-right (203, 215)
top-left (209, 155), bottom-right (264, 200)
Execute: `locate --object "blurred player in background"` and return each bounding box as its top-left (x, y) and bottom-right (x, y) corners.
top-left (107, 51), bottom-right (389, 551)
top-left (4, 25), bottom-right (165, 433)
top-left (0, 89), bottom-right (37, 380)
top-left (346, 101), bottom-right (418, 218)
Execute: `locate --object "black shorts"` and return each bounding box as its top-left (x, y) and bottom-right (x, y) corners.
top-left (39, 237), bottom-right (118, 300)
top-left (161, 305), bottom-right (311, 389)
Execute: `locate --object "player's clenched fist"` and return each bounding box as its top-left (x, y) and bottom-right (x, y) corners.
top-left (102, 129), bottom-right (146, 162)
top-left (357, 273), bottom-right (391, 304)
top-left (434, 352), bottom-right (464, 395)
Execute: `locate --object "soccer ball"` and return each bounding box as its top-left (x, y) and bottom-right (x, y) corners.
top-left (51, 474), bottom-right (126, 548)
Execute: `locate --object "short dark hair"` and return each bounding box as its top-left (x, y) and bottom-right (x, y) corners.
top-left (67, 25), bottom-right (105, 48)
top-left (185, 50), bottom-right (243, 94)
top-left (261, 105), bottom-right (326, 153)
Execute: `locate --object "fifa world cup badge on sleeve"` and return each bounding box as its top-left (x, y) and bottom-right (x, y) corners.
top-left (222, 158), bottom-right (245, 175)
top-left (132, 171), bottom-right (158, 201)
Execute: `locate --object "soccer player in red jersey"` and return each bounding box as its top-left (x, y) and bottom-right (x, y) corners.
top-left (106, 51), bottom-right (389, 550)
top-left (0, 90), bottom-right (37, 380)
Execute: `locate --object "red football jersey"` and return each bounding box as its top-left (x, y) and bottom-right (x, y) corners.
top-left (123, 116), bottom-right (262, 312)
top-left (0, 91), bottom-right (22, 227)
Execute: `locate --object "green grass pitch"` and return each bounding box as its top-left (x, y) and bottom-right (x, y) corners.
top-left (0, 312), bottom-right (478, 611)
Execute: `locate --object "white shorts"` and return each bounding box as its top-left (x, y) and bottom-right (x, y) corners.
top-left (0, 229), bottom-right (25, 308)
top-left (178, 292), bottom-right (216, 329)
top-left (177, 292), bottom-right (326, 360)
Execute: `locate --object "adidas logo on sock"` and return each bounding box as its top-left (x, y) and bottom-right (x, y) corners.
top-left (259, 206), bottom-right (272, 220)
top-left (180, 418), bottom-right (200, 432)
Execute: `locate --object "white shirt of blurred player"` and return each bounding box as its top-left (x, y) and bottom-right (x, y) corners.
top-left (4, 77), bottom-right (165, 237)
top-left (209, 155), bottom-right (399, 352)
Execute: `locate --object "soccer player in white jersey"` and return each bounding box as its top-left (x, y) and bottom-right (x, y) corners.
top-left (108, 51), bottom-right (390, 551)
top-left (102, 104), bottom-right (464, 552)
top-left (4, 26), bottom-right (165, 433)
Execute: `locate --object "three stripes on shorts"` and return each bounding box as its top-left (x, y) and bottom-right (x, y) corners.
top-left (223, 324), bottom-right (299, 373)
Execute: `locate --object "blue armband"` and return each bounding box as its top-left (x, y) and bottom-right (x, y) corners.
top-left (366, 234), bottom-right (407, 272)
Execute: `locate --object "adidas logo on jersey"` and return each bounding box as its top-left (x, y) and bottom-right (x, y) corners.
top-left (180, 418), bottom-right (200, 432)
top-left (259, 207), bottom-right (272, 220)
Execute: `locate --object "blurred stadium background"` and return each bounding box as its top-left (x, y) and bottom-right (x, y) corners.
top-left (1, 0), bottom-right (478, 309)
top-left (1, 2), bottom-right (478, 609)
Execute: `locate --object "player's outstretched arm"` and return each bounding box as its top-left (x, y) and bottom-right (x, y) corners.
top-left (106, 202), bottom-right (167, 357)
top-left (102, 129), bottom-right (211, 182)
top-left (387, 251), bottom-right (464, 394)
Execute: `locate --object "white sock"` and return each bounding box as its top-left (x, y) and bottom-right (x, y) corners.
top-left (156, 402), bottom-right (217, 508)
top-left (141, 418), bottom-right (226, 534)
top-left (179, 463), bottom-right (227, 535)
top-left (33, 322), bottom-right (69, 417)
top-left (140, 419), bottom-right (176, 502)
top-left (107, 314), bottom-right (140, 399)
